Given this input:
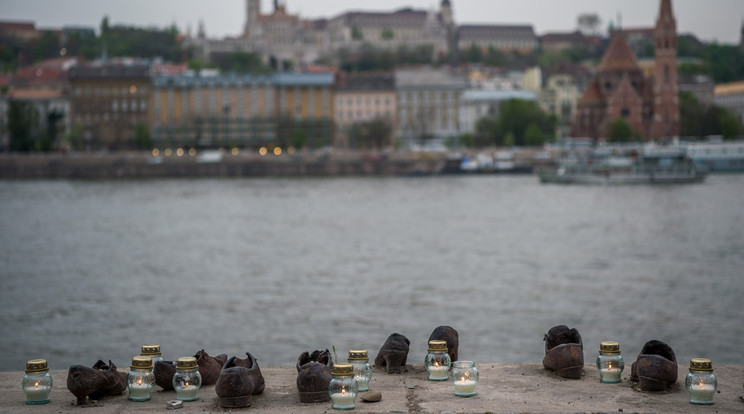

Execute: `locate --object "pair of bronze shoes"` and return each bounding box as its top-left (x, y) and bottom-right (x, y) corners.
top-left (153, 349), bottom-right (227, 390)
top-left (542, 325), bottom-right (678, 390)
top-left (215, 352), bottom-right (265, 408)
top-left (66, 360), bottom-right (127, 405)
top-left (296, 349), bottom-right (333, 403)
top-left (374, 326), bottom-right (460, 374)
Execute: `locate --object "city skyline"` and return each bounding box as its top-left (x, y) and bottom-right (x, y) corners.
top-left (2, 0), bottom-right (743, 44)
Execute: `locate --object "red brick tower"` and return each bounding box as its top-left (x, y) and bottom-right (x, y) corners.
top-left (653, 0), bottom-right (680, 139)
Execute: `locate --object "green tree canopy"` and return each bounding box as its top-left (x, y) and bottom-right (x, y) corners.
top-left (474, 99), bottom-right (555, 147)
top-left (606, 118), bottom-right (642, 142)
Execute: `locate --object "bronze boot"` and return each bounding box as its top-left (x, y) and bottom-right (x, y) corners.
top-left (66, 360), bottom-right (127, 405)
top-left (429, 325), bottom-right (459, 363)
top-left (153, 360), bottom-right (177, 390)
top-left (195, 349), bottom-right (228, 385)
top-left (374, 333), bottom-right (410, 374)
top-left (630, 340), bottom-right (678, 391)
top-left (543, 325), bottom-right (584, 379)
top-left (215, 352), bottom-right (265, 408)
top-left (296, 349), bottom-right (333, 403)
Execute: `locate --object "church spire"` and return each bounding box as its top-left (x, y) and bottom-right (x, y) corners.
top-left (653, 0), bottom-right (679, 139)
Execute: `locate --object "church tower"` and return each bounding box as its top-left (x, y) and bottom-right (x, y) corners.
top-left (244, 0), bottom-right (261, 38)
top-left (653, 0), bottom-right (680, 139)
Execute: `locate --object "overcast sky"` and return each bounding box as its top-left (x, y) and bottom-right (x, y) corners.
top-left (2, 0), bottom-right (743, 44)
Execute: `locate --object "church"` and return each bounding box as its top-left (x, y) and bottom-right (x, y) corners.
top-left (572, 0), bottom-right (680, 141)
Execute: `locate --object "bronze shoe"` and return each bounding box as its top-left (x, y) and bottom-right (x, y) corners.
top-left (154, 360), bottom-right (177, 390)
top-left (195, 349), bottom-right (228, 385)
top-left (429, 325), bottom-right (459, 363)
top-left (542, 325), bottom-right (584, 379)
top-left (215, 352), bottom-right (265, 408)
top-left (296, 349), bottom-right (333, 403)
top-left (374, 333), bottom-right (410, 374)
top-left (66, 360), bottom-right (127, 405)
top-left (630, 340), bottom-right (678, 391)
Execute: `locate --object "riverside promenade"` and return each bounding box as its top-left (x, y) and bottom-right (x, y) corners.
top-left (2, 364), bottom-right (742, 413)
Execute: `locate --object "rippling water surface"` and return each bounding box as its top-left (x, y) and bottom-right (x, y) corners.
top-left (1, 175), bottom-right (743, 371)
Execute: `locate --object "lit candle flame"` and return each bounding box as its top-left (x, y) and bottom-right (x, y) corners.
top-left (34, 381), bottom-right (39, 389)
top-left (698, 379), bottom-right (704, 387)
top-left (185, 381), bottom-right (189, 387)
top-left (434, 361), bottom-right (439, 367)
top-left (460, 376), bottom-right (465, 382)
top-left (608, 361), bottom-right (613, 369)
top-left (137, 377), bottom-right (142, 385)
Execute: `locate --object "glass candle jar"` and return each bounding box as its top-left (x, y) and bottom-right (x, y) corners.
top-left (22, 359), bottom-right (52, 405)
top-left (127, 356), bottom-right (154, 401)
top-left (424, 340), bottom-right (451, 381)
top-left (329, 363), bottom-right (357, 410)
top-left (173, 357), bottom-right (202, 402)
top-left (686, 358), bottom-right (717, 405)
top-left (348, 349), bottom-right (372, 392)
top-left (596, 341), bottom-right (624, 383)
top-left (451, 361), bottom-right (478, 397)
top-left (141, 344), bottom-right (163, 365)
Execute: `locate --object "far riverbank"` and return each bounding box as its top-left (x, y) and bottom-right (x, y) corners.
top-left (0, 149), bottom-right (551, 179)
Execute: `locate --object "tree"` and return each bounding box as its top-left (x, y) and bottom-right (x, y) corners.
top-left (133, 122), bottom-right (153, 150)
top-left (8, 101), bottom-right (39, 152)
top-left (606, 118), bottom-right (642, 142)
top-left (679, 91), bottom-right (744, 139)
top-left (577, 13), bottom-right (601, 37)
top-left (381, 28), bottom-right (394, 40)
top-left (348, 118), bottom-right (393, 149)
top-left (524, 123), bottom-right (544, 146)
top-left (351, 26), bottom-right (363, 41)
top-left (64, 123), bottom-right (84, 150)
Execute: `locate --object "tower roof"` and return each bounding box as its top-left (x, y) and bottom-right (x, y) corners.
top-left (597, 33), bottom-right (640, 72)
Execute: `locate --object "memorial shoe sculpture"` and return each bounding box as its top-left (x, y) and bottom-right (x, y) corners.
top-left (215, 352), bottom-right (265, 408)
top-left (153, 349), bottom-right (227, 390)
top-left (543, 325), bottom-right (584, 379)
top-left (374, 333), bottom-right (410, 374)
top-left (630, 340), bottom-right (678, 391)
top-left (296, 349), bottom-right (333, 403)
top-left (66, 360), bottom-right (127, 405)
top-left (429, 325), bottom-right (459, 364)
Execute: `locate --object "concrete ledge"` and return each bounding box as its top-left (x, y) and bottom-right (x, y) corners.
top-left (1, 364), bottom-right (742, 413)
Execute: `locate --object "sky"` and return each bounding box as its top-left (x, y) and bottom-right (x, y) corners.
top-left (2, 0), bottom-right (743, 44)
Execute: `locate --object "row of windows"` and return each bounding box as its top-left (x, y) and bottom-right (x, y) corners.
top-left (399, 91), bottom-right (457, 103)
top-left (336, 97), bottom-right (393, 107)
top-left (337, 110), bottom-right (392, 121)
top-left (74, 113), bottom-right (146, 123)
top-left (74, 85), bottom-right (147, 97)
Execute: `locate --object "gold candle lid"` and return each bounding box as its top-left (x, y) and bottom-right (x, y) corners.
top-left (131, 356), bottom-right (153, 370)
top-left (176, 357), bottom-right (198, 370)
top-left (141, 344), bottom-right (161, 356)
top-left (25, 359), bottom-right (48, 373)
top-left (689, 358), bottom-right (713, 371)
top-left (599, 341), bottom-right (621, 354)
top-left (348, 350), bottom-right (368, 361)
top-left (332, 363), bottom-right (354, 376)
top-left (428, 340), bottom-right (448, 352)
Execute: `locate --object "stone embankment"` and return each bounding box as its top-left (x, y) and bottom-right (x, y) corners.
top-left (2, 364), bottom-right (742, 413)
top-left (0, 149), bottom-right (554, 179)
top-left (0, 151), bottom-right (447, 179)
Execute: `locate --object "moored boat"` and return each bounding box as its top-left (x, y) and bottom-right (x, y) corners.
top-left (539, 148), bottom-right (707, 184)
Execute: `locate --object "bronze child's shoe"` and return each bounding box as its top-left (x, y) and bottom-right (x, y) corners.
top-left (195, 349), bottom-right (228, 385)
top-left (296, 349), bottom-right (333, 403)
top-left (630, 340), bottom-right (678, 391)
top-left (154, 360), bottom-right (177, 390)
top-left (429, 325), bottom-right (459, 363)
top-left (215, 352), bottom-right (265, 408)
top-left (66, 360), bottom-right (127, 405)
top-left (374, 333), bottom-right (410, 374)
top-left (543, 325), bottom-right (584, 379)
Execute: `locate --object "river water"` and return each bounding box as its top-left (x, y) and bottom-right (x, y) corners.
top-left (1, 175), bottom-right (743, 372)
